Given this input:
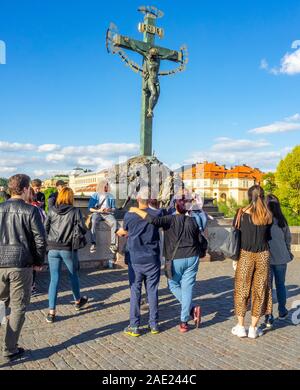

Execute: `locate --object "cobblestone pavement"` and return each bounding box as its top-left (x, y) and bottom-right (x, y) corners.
top-left (1, 259), bottom-right (300, 370)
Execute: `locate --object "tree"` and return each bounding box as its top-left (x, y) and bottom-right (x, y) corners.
top-left (43, 187), bottom-right (56, 213)
top-left (262, 172), bottom-right (277, 194)
top-left (0, 178), bottom-right (8, 187)
top-left (275, 145), bottom-right (300, 225)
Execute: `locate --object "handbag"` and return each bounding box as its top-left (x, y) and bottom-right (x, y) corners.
top-left (198, 232), bottom-right (208, 258)
top-left (72, 210), bottom-right (87, 251)
top-left (164, 217), bottom-right (186, 279)
top-left (219, 209), bottom-right (243, 260)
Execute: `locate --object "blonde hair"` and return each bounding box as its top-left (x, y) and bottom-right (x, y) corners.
top-left (56, 187), bottom-right (74, 206)
top-left (96, 179), bottom-right (109, 193)
top-left (246, 185), bottom-right (272, 226)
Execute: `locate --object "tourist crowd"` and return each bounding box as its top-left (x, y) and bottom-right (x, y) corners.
top-left (0, 174), bottom-right (294, 362)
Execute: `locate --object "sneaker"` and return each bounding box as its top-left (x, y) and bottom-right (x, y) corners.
top-left (46, 313), bottom-right (56, 324)
top-left (231, 324), bottom-right (247, 338)
top-left (278, 311), bottom-right (289, 320)
top-left (31, 286), bottom-right (38, 297)
top-left (109, 244), bottom-right (118, 254)
top-left (248, 326), bottom-right (263, 339)
top-left (2, 347), bottom-right (25, 362)
top-left (90, 244), bottom-right (97, 254)
top-left (149, 325), bottom-right (160, 335)
top-left (191, 306), bottom-right (201, 328)
top-left (75, 296), bottom-right (89, 311)
top-left (124, 326), bottom-right (141, 337)
top-left (264, 315), bottom-right (274, 330)
top-left (179, 322), bottom-right (189, 333)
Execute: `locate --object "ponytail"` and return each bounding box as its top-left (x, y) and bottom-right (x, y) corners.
top-left (248, 185), bottom-right (272, 226)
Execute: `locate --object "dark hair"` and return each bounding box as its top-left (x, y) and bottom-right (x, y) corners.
top-left (8, 174), bottom-right (31, 196)
top-left (247, 185), bottom-right (272, 225)
top-left (56, 180), bottom-right (65, 187)
top-left (31, 179), bottom-right (42, 187)
top-left (175, 198), bottom-right (188, 215)
top-left (266, 194), bottom-right (288, 228)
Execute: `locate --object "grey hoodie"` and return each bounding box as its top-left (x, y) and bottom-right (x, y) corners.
top-left (268, 218), bottom-right (293, 265)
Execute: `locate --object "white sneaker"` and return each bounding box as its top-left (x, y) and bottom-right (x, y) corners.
top-left (248, 326), bottom-right (263, 339)
top-left (231, 324), bottom-right (247, 338)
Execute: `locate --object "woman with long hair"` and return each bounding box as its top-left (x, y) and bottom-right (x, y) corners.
top-left (262, 194), bottom-right (293, 329)
top-left (232, 185), bottom-right (273, 339)
top-left (45, 187), bottom-right (88, 323)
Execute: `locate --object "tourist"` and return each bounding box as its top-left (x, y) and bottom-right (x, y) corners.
top-left (31, 179), bottom-right (46, 210)
top-left (262, 194), bottom-right (294, 330)
top-left (25, 187), bottom-right (47, 297)
top-left (44, 187), bottom-right (88, 323)
top-left (129, 194), bottom-right (207, 333)
top-left (188, 192), bottom-right (208, 232)
top-left (232, 185), bottom-right (273, 339)
top-left (88, 179), bottom-right (118, 255)
top-left (48, 180), bottom-right (66, 210)
top-left (117, 188), bottom-right (162, 337)
top-left (0, 174), bottom-right (46, 362)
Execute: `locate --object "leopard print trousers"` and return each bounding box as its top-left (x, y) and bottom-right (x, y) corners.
top-left (234, 249), bottom-right (272, 318)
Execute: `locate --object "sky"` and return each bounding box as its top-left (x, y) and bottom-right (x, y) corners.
top-left (0, 0), bottom-right (299, 178)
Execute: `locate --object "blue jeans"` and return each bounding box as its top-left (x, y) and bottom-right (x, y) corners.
top-left (128, 260), bottom-right (161, 328)
top-left (168, 256), bottom-right (200, 322)
top-left (48, 250), bottom-right (81, 310)
top-left (271, 264), bottom-right (288, 317)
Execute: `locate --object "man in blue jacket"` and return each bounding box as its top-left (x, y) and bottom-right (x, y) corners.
top-left (117, 187), bottom-right (162, 337)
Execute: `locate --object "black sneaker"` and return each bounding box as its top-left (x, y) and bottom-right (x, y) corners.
top-left (75, 296), bottom-right (89, 311)
top-left (2, 347), bottom-right (25, 362)
top-left (46, 313), bottom-right (56, 323)
top-left (31, 286), bottom-right (38, 297)
top-left (278, 311), bottom-right (289, 320)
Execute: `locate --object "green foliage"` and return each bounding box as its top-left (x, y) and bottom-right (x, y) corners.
top-left (216, 197), bottom-right (240, 218)
top-left (43, 187), bottom-right (56, 213)
top-left (0, 178), bottom-right (8, 187)
top-left (0, 196), bottom-right (5, 204)
top-left (262, 172), bottom-right (277, 194)
top-left (274, 146), bottom-right (300, 225)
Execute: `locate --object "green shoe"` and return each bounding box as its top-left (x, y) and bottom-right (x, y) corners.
top-left (124, 326), bottom-right (141, 337)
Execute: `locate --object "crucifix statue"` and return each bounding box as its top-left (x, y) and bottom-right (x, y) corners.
top-left (106, 6), bottom-right (188, 156)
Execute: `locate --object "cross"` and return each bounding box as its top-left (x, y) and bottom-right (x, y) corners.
top-left (107, 6), bottom-right (187, 156)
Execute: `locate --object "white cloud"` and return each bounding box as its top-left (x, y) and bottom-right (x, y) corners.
top-left (0, 141), bottom-right (35, 152)
top-left (0, 140), bottom-right (139, 178)
top-left (212, 137), bottom-right (270, 151)
top-left (37, 144), bottom-right (61, 153)
top-left (249, 114), bottom-right (300, 134)
top-left (262, 40), bottom-right (300, 75)
top-left (184, 146), bottom-right (291, 172)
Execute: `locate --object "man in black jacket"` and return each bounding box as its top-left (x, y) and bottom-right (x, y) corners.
top-left (0, 174), bottom-right (46, 362)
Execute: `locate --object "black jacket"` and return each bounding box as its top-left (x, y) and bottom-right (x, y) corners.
top-left (45, 205), bottom-right (86, 251)
top-left (0, 199), bottom-right (47, 268)
top-left (146, 214), bottom-right (204, 260)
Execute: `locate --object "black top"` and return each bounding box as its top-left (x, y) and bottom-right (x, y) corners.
top-left (45, 205), bottom-right (86, 251)
top-left (0, 199), bottom-right (46, 268)
top-left (146, 214), bottom-right (202, 261)
top-left (35, 191), bottom-right (46, 210)
top-left (234, 211), bottom-right (271, 253)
